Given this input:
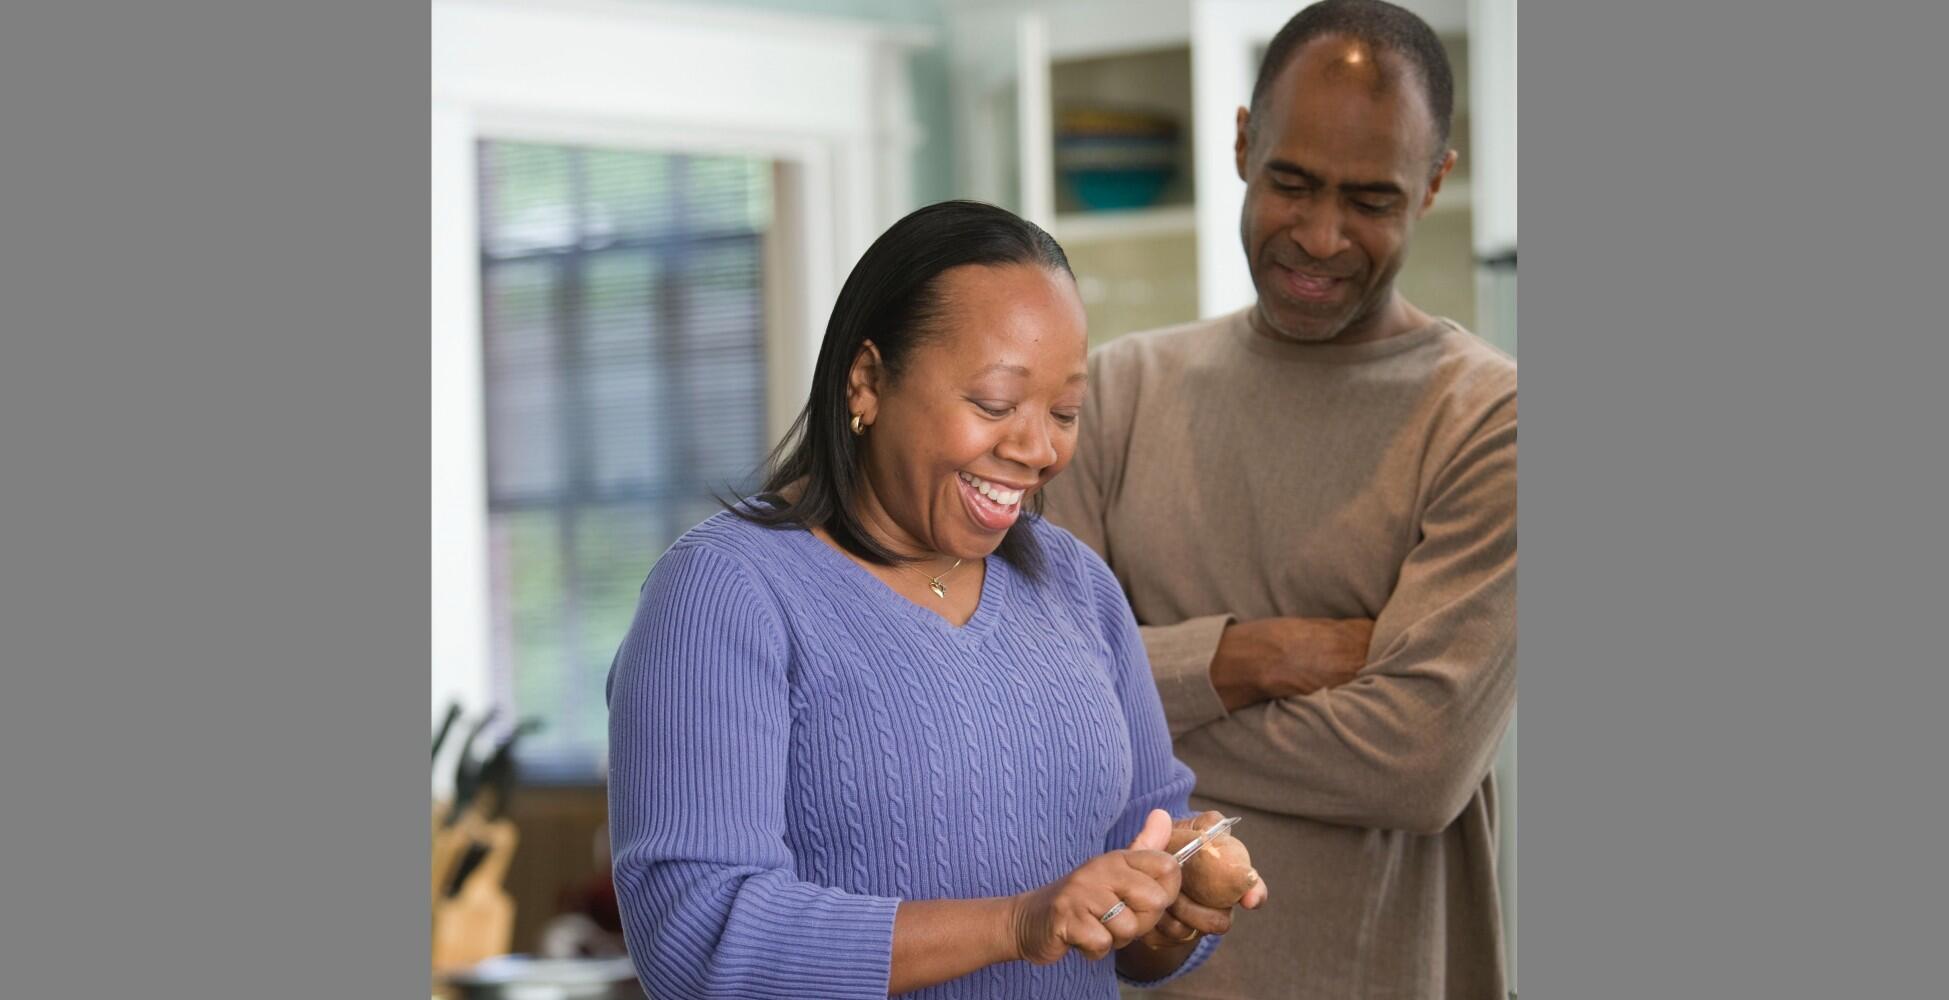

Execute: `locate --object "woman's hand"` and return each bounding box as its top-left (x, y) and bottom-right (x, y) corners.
top-left (1008, 809), bottom-right (1182, 963)
top-left (1137, 811), bottom-right (1270, 949)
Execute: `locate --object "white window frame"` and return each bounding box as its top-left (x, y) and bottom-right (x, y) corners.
top-left (431, 0), bottom-right (930, 788)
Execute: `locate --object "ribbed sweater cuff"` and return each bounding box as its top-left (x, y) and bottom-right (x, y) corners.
top-left (738, 889), bottom-right (899, 997)
top-left (619, 877), bottom-right (900, 998)
top-left (1141, 614), bottom-right (1235, 738)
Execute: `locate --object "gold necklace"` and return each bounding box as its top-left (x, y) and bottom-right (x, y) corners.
top-left (901, 557), bottom-right (965, 599)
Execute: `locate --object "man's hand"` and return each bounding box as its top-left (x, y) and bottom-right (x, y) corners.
top-left (1210, 617), bottom-right (1373, 712)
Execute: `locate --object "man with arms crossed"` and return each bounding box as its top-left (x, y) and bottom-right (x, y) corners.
top-left (1043, 2), bottom-right (1516, 996)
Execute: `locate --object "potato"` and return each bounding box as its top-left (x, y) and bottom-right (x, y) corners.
top-left (1166, 824), bottom-right (1257, 908)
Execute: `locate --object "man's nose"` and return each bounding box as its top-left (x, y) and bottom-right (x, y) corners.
top-left (1291, 202), bottom-right (1351, 263)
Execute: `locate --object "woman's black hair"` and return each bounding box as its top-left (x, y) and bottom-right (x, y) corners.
top-left (729, 199), bottom-right (1074, 577)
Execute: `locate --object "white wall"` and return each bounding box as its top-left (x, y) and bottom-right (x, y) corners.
top-left (1471, 0), bottom-right (1517, 258)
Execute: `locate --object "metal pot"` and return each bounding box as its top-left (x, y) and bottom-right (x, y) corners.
top-left (445, 956), bottom-right (644, 1000)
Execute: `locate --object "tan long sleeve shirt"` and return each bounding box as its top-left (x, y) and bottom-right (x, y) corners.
top-left (1042, 308), bottom-right (1517, 999)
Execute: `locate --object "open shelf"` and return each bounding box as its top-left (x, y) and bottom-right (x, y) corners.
top-left (1052, 204), bottom-right (1197, 244)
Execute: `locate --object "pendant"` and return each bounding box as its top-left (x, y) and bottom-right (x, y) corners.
top-left (929, 580), bottom-right (948, 599)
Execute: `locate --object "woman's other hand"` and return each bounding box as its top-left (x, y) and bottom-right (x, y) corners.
top-left (1008, 809), bottom-right (1181, 963)
top-left (1139, 811), bottom-right (1270, 949)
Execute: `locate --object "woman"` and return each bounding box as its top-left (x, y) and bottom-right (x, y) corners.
top-left (606, 201), bottom-right (1265, 998)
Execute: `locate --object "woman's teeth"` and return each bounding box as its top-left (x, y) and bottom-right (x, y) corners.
top-left (958, 471), bottom-right (1023, 506)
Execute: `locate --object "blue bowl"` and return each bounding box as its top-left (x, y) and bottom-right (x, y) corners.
top-left (1063, 167), bottom-right (1173, 211)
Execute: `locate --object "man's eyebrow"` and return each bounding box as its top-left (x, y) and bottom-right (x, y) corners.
top-left (1340, 180), bottom-right (1406, 197)
top-left (1265, 160), bottom-right (1322, 185)
top-left (1265, 159), bottom-right (1404, 198)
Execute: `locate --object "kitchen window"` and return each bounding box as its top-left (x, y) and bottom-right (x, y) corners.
top-left (476, 140), bottom-right (772, 781)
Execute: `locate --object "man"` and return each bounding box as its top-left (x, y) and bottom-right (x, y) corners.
top-left (1041, 2), bottom-right (1515, 997)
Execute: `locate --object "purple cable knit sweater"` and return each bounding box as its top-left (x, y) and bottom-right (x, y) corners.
top-left (605, 508), bottom-right (1221, 999)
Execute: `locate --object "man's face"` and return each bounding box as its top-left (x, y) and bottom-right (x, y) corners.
top-left (1236, 37), bottom-right (1455, 343)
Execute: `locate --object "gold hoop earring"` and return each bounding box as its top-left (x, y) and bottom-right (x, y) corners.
top-left (850, 413), bottom-right (865, 436)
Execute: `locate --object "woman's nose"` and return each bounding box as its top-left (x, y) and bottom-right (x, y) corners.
top-left (997, 415), bottom-right (1059, 471)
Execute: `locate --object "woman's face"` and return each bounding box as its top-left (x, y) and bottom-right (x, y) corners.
top-left (849, 263), bottom-right (1089, 561)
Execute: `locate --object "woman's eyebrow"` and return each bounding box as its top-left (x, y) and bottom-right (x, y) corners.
top-left (971, 362), bottom-right (1087, 386)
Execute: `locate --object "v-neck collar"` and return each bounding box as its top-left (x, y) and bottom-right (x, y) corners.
top-left (782, 524), bottom-right (1009, 642)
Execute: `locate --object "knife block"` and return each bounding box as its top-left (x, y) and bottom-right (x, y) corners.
top-left (432, 816), bottom-right (519, 974)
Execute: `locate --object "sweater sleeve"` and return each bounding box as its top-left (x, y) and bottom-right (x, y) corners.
top-left (605, 543), bottom-right (899, 999)
top-left (1043, 345), bottom-right (1235, 739)
top-left (1174, 396), bottom-right (1519, 835)
top-left (1068, 537), bottom-right (1223, 988)
top-left (1138, 616), bottom-right (1234, 738)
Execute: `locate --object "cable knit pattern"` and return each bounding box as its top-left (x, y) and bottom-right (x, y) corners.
top-left (607, 508), bottom-right (1221, 999)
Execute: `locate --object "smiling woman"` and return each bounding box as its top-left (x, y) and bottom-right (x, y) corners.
top-left (736, 201), bottom-right (1089, 588)
top-left (830, 260), bottom-right (1094, 607)
top-left (603, 201), bottom-right (1267, 999)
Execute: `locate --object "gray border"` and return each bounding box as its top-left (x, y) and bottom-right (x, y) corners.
top-left (8, 0), bottom-right (1948, 995)
top-left (2, 1), bottom-right (429, 995)
top-left (1523, 2), bottom-right (1947, 997)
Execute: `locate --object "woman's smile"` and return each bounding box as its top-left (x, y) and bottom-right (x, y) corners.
top-left (956, 470), bottom-right (1028, 532)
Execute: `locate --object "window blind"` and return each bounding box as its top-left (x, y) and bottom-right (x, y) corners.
top-left (476, 140), bottom-right (771, 779)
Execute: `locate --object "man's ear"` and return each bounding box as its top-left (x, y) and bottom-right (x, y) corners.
top-left (846, 340), bottom-right (885, 429)
top-left (1234, 106), bottom-right (1252, 181)
top-left (1420, 148), bottom-right (1459, 216)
